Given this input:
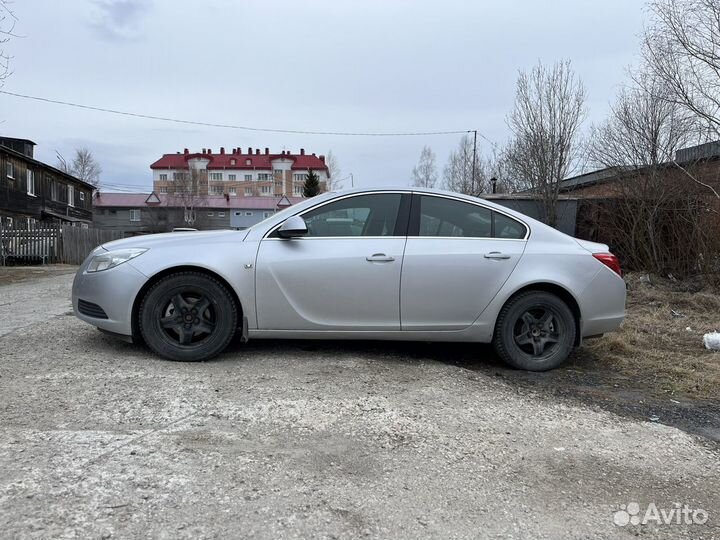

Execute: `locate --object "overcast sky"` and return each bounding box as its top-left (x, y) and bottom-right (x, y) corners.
top-left (1, 0), bottom-right (646, 191)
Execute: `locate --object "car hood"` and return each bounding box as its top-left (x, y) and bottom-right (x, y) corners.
top-left (100, 229), bottom-right (248, 251)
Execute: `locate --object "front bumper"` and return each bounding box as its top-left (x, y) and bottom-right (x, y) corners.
top-left (72, 256), bottom-right (149, 337)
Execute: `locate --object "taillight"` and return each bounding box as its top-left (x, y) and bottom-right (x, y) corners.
top-left (593, 252), bottom-right (622, 277)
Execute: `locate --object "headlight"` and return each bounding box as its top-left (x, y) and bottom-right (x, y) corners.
top-left (86, 248), bottom-right (147, 273)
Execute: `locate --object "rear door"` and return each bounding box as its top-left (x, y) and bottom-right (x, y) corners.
top-left (400, 193), bottom-right (528, 330)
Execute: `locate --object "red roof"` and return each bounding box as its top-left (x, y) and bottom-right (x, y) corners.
top-left (93, 192), bottom-right (304, 209)
top-left (150, 147), bottom-right (329, 174)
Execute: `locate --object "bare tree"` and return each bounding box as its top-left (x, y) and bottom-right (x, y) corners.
top-left (643, 0), bottom-right (720, 138)
top-left (443, 134), bottom-right (486, 195)
top-left (56, 147), bottom-right (102, 188)
top-left (505, 60), bottom-right (586, 226)
top-left (0, 1), bottom-right (17, 89)
top-left (479, 144), bottom-right (526, 194)
top-left (411, 146), bottom-right (438, 188)
top-left (325, 150), bottom-right (343, 190)
top-left (586, 71), bottom-right (714, 274)
top-left (169, 167), bottom-right (208, 228)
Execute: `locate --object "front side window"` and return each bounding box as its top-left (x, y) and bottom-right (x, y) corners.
top-left (416, 195), bottom-right (526, 239)
top-left (301, 194), bottom-right (402, 237)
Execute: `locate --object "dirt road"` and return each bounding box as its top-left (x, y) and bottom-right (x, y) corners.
top-left (0, 271), bottom-right (717, 539)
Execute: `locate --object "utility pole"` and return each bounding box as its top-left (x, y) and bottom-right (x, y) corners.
top-left (471, 130), bottom-right (477, 195)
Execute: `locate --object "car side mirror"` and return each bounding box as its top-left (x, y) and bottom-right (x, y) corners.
top-left (277, 215), bottom-right (308, 238)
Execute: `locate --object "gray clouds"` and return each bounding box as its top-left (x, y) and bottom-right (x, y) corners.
top-left (88, 0), bottom-right (151, 41)
top-left (3, 0), bottom-right (646, 190)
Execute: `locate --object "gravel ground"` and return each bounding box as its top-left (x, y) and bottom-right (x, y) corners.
top-left (0, 271), bottom-right (718, 539)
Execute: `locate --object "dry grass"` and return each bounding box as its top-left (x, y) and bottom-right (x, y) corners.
top-left (0, 265), bottom-right (76, 286)
top-left (583, 273), bottom-right (720, 399)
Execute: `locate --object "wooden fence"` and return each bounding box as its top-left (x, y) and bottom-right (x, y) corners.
top-left (0, 222), bottom-right (126, 266)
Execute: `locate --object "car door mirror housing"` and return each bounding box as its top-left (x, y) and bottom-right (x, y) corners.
top-left (277, 215), bottom-right (308, 238)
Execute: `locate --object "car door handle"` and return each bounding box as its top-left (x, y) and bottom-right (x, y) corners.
top-left (366, 253), bottom-right (395, 262)
top-left (484, 252), bottom-right (511, 260)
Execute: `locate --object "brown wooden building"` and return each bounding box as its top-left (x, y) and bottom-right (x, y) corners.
top-left (0, 137), bottom-right (94, 227)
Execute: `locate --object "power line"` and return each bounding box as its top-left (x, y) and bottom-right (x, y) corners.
top-left (0, 90), bottom-right (475, 137)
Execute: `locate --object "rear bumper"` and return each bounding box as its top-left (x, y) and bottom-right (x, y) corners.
top-left (72, 258), bottom-right (148, 337)
top-left (579, 267), bottom-right (626, 337)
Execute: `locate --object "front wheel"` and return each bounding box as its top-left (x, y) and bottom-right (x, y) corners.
top-left (493, 291), bottom-right (576, 371)
top-left (139, 272), bottom-right (238, 362)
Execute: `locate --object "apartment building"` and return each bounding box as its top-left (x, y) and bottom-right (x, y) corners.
top-left (150, 147), bottom-right (329, 198)
top-left (93, 192), bottom-right (303, 234)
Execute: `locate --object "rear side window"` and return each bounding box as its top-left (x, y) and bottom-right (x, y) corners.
top-left (494, 212), bottom-right (527, 239)
top-left (415, 195), bottom-right (526, 239)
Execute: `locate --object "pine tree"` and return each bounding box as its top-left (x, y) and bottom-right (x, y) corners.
top-left (303, 169), bottom-right (321, 197)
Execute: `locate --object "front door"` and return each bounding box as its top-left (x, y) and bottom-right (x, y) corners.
top-left (400, 194), bottom-right (527, 330)
top-left (256, 192), bottom-right (410, 331)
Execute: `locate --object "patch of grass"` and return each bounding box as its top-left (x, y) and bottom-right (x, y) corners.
top-left (582, 272), bottom-right (720, 399)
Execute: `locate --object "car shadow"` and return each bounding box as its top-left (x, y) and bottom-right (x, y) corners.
top-left (226, 337), bottom-right (720, 444)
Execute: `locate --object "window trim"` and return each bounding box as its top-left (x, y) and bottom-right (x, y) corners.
top-left (408, 193), bottom-right (529, 241)
top-left (264, 191), bottom-right (411, 240)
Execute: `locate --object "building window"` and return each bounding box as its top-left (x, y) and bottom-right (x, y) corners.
top-left (172, 172), bottom-right (187, 181)
top-left (210, 186), bottom-right (223, 195)
top-left (159, 173), bottom-right (168, 181)
top-left (245, 211), bottom-right (253, 216)
top-left (228, 174), bottom-right (236, 181)
top-left (258, 173), bottom-right (270, 181)
top-left (130, 209), bottom-right (141, 222)
top-left (244, 187), bottom-right (253, 196)
top-left (27, 170), bottom-right (35, 195)
top-left (293, 173), bottom-right (306, 181)
top-left (6, 161), bottom-right (14, 179)
top-left (79, 191), bottom-right (85, 201)
top-left (263, 211), bottom-right (273, 218)
top-left (261, 185), bottom-right (271, 195)
top-left (229, 187), bottom-right (237, 195)
top-left (207, 212), bottom-right (214, 217)
top-left (218, 212), bottom-right (225, 217)
top-left (209, 172), bottom-right (223, 181)
top-left (68, 185), bottom-right (75, 207)
top-left (293, 185), bottom-right (303, 196)
top-left (230, 159), bottom-right (236, 166)
top-left (274, 169), bottom-right (283, 177)
top-left (244, 174), bottom-right (252, 181)
top-left (160, 187), bottom-right (168, 194)
top-left (245, 159), bottom-right (252, 166)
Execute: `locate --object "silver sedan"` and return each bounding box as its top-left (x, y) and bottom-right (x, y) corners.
top-left (72, 188), bottom-right (626, 371)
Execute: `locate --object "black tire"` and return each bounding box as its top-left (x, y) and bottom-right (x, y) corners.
top-left (139, 272), bottom-right (238, 362)
top-left (493, 291), bottom-right (576, 371)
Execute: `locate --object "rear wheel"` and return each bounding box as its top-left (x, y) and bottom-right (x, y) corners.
top-left (493, 291), bottom-right (576, 371)
top-left (139, 272), bottom-right (238, 362)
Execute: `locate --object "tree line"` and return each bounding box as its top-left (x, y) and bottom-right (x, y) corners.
top-left (411, 0), bottom-right (720, 276)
